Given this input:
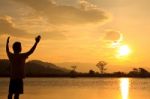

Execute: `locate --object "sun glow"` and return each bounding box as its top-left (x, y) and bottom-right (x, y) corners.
top-left (118, 45), bottom-right (131, 56)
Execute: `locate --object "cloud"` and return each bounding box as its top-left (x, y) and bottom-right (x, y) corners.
top-left (103, 30), bottom-right (123, 48)
top-left (0, 16), bottom-right (66, 40)
top-left (104, 30), bottom-right (123, 42)
top-left (39, 31), bottom-right (66, 40)
top-left (79, 0), bottom-right (97, 10)
top-left (13, 0), bottom-right (109, 25)
top-left (0, 16), bottom-right (33, 38)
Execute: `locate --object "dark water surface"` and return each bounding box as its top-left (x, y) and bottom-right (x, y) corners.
top-left (0, 78), bottom-right (150, 99)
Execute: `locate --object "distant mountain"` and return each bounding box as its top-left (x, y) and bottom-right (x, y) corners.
top-left (0, 59), bottom-right (70, 77)
top-left (0, 59), bottom-right (10, 76)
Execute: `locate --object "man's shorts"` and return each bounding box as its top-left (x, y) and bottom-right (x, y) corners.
top-left (9, 79), bottom-right (23, 94)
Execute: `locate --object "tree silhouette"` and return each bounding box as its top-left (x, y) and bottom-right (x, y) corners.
top-left (129, 68), bottom-right (149, 77)
top-left (96, 61), bottom-right (107, 74)
top-left (70, 65), bottom-right (77, 77)
top-left (71, 65), bottom-right (77, 72)
top-left (89, 69), bottom-right (95, 75)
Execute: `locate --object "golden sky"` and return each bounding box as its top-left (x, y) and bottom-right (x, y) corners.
top-left (0, 0), bottom-right (150, 72)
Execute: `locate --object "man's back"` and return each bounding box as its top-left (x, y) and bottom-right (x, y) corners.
top-left (8, 53), bottom-right (28, 79)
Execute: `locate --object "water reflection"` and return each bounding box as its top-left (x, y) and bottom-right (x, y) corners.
top-left (120, 78), bottom-right (130, 99)
top-left (2, 78), bottom-right (150, 99)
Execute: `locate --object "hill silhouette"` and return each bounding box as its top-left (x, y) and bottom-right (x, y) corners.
top-left (0, 59), bottom-right (70, 77)
top-left (1, 59), bottom-right (150, 78)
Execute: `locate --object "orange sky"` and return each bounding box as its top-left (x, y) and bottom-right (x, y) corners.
top-left (0, 0), bottom-right (150, 72)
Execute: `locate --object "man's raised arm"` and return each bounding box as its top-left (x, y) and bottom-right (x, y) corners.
top-left (25, 35), bottom-right (41, 56)
top-left (6, 37), bottom-right (11, 57)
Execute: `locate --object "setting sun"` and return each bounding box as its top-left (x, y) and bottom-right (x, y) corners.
top-left (118, 45), bottom-right (131, 56)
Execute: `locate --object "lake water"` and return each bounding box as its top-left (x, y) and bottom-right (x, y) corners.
top-left (0, 78), bottom-right (150, 99)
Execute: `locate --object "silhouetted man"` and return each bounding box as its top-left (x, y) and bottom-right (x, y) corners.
top-left (6, 35), bottom-right (41, 99)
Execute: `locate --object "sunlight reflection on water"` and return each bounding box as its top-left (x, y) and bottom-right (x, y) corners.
top-left (120, 78), bottom-right (130, 99)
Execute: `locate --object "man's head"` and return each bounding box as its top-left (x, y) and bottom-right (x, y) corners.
top-left (13, 42), bottom-right (22, 54)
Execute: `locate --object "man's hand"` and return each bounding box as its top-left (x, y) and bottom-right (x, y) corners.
top-left (35, 35), bottom-right (41, 43)
top-left (25, 35), bottom-right (41, 56)
top-left (7, 37), bottom-right (10, 44)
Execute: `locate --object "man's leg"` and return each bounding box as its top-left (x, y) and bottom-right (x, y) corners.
top-left (8, 93), bottom-right (13, 99)
top-left (14, 94), bottom-right (19, 99)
